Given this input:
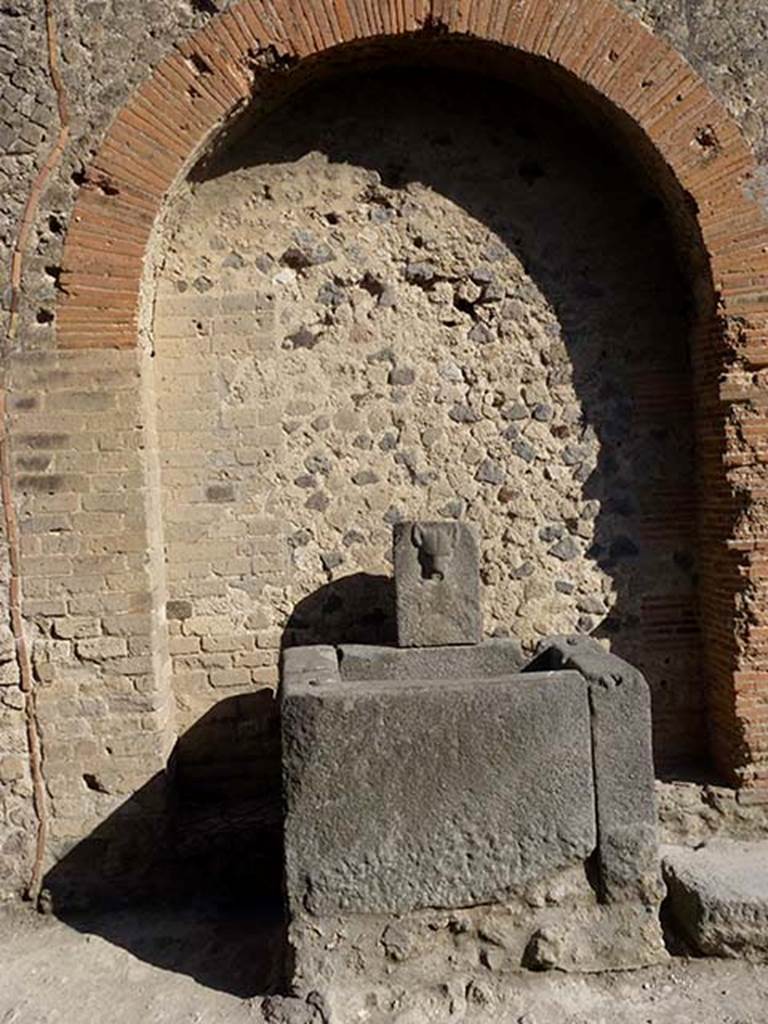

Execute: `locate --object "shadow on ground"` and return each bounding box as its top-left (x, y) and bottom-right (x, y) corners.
top-left (43, 692), bottom-right (287, 998)
top-left (43, 574), bottom-right (398, 997)
top-left (55, 903), bottom-right (287, 999)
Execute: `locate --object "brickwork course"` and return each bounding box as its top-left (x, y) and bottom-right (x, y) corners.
top-left (1, 0), bottom-right (768, 902)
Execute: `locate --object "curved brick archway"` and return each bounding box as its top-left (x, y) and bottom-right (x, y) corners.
top-left (56, 0), bottom-right (768, 791)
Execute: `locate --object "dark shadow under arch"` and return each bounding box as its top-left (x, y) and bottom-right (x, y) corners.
top-left (282, 572), bottom-right (396, 649)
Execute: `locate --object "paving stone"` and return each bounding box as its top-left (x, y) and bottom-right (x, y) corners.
top-left (663, 840), bottom-right (768, 960)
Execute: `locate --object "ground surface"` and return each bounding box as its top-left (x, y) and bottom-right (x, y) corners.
top-left (1, 904), bottom-right (767, 1023)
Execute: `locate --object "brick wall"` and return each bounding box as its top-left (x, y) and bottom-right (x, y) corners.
top-left (5, 348), bottom-right (175, 902)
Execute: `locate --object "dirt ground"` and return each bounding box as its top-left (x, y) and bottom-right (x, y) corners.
top-left (1, 903), bottom-right (767, 1024)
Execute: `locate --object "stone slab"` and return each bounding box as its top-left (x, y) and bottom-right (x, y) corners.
top-left (281, 644), bottom-right (340, 687)
top-left (337, 638), bottom-right (524, 682)
top-left (281, 662), bottom-right (596, 917)
top-left (393, 520), bottom-right (481, 647)
top-left (663, 840), bottom-right (768, 960)
top-left (524, 636), bottom-right (661, 904)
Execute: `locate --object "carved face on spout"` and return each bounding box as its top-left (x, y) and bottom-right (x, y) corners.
top-left (394, 518), bottom-right (481, 646)
top-left (412, 522), bottom-right (459, 582)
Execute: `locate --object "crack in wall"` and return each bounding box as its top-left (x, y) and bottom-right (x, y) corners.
top-left (0, 390), bottom-right (47, 901)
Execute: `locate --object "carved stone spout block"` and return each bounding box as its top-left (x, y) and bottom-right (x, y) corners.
top-left (393, 519), bottom-right (481, 647)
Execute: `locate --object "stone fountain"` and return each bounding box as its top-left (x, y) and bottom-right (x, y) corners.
top-left (280, 521), bottom-right (665, 998)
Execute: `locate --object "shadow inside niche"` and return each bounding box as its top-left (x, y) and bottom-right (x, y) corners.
top-left (282, 571), bottom-right (396, 649)
top-left (43, 692), bottom-right (287, 999)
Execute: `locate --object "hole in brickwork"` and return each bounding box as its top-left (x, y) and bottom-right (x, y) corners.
top-left (694, 125), bottom-right (721, 153)
top-left (82, 773), bottom-right (108, 794)
top-left (359, 271), bottom-right (385, 298)
top-left (96, 177), bottom-right (120, 196)
top-left (188, 52), bottom-right (213, 76)
top-left (453, 294), bottom-right (475, 316)
top-left (36, 308), bottom-right (54, 324)
top-left (46, 265), bottom-right (66, 294)
top-left (244, 44), bottom-right (298, 73)
top-left (421, 13), bottom-right (449, 34)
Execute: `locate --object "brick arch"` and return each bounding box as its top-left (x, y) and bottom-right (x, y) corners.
top-left (56, 0), bottom-right (768, 793)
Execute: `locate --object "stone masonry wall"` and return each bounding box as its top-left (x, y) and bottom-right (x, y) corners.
top-left (2, 347), bottom-right (175, 902)
top-left (0, 1), bottom-right (766, 899)
top-left (154, 69), bottom-right (699, 779)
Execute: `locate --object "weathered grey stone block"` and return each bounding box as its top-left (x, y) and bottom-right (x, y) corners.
top-left (524, 636), bottom-right (661, 904)
top-left (663, 840), bottom-right (768, 960)
top-left (393, 520), bottom-right (481, 647)
top-left (337, 637), bottom-right (524, 682)
top-left (281, 663), bottom-right (596, 916)
top-left (281, 645), bottom-right (340, 688)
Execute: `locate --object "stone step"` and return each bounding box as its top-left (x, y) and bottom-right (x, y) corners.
top-left (662, 840), bottom-right (768, 960)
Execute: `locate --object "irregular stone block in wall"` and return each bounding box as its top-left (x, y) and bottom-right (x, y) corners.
top-left (663, 840), bottom-right (768, 960)
top-left (393, 520), bottom-right (481, 647)
top-left (282, 661), bottom-right (596, 916)
top-left (337, 638), bottom-right (524, 681)
top-left (524, 636), bottom-right (661, 904)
